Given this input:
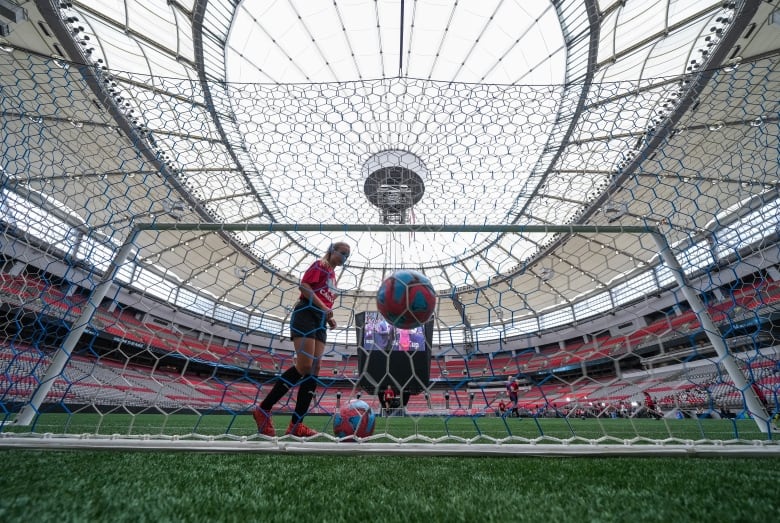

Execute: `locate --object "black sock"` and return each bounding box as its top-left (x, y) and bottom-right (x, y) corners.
top-left (292, 375), bottom-right (318, 424)
top-left (260, 366), bottom-right (302, 411)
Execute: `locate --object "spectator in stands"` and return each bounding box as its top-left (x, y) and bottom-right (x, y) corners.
top-left (252, 241), bottom-right (350, 437)
top-left (506, 376), bottom-right (520, 417)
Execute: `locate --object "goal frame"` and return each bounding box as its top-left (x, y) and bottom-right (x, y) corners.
top-left (8, 222), bottom-right (777, 450)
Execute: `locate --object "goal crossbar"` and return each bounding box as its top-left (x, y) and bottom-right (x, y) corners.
top-left (133, 222), bottom-right (657, 234)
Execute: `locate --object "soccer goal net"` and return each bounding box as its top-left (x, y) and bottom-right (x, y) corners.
top-left (1, 219), bottom-right (778, 454)
top-left (1, 49), bottom-right (779, 455)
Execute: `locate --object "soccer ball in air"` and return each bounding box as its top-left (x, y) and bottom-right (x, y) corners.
top-left (333, 399), bottom-right (376, 440)
top-left (376, 270), bottom-right (436, 329)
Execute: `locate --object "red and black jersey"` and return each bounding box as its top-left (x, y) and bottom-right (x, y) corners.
top-left (299, 259), bottom-right (337, 309)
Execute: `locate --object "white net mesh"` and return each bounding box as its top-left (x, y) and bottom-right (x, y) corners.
top-left (0, 1), bottom-right (779, 453)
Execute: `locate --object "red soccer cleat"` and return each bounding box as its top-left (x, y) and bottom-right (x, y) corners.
top-left (252, 408), bottom-right (276, 437)
top-left (285, 421), bottom-right (318, 438)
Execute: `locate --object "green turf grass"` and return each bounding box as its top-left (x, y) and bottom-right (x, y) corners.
top-left (2, 413), bottom-right (777, 521)
top-left (1, 449), bottom-right (778, 523)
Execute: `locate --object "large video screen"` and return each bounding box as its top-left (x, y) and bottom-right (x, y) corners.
top-left (356, 312), bottom-right (432, 398)
top-left (361, 311), bottom-right (429, 351)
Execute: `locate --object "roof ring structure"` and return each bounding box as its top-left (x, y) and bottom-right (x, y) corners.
top-left (363, 150), bottom-right (428, 224)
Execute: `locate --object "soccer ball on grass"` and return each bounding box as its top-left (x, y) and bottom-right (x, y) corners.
top-left (333, 399), bottom-right (376, 440)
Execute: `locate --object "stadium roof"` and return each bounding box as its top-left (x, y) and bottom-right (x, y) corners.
top-left (0, 1), bottom-right (777, 338)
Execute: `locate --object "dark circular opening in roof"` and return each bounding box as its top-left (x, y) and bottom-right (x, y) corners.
top-left (364, 166), bottom-right (425, 224)
top-left (362, 149), bottom-right (429, 224)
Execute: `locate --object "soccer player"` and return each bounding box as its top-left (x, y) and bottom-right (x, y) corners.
top-left (398, 327), bottom-right (411, 351)
top-left (374, 318), bottom-right (392, 351)
top-left (363, 316), bottom-right (375, 349)
top-left (409, 325), bottom-right (426, 350)
top-left (383, 385), bottom-right (396, 414)
top-left (506, 376), bottom-right (520, 417)
top-left (643, 391), bottom-right (661, 419)
top-left (751, 382), bottom-right (768, 411)
top-left (749, 381), bottom-right (776, 429)
top-left (252, 242), bottom-right (350, 437)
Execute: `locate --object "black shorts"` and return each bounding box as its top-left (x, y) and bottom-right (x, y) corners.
top-left (290, 300), bottom-right (327, 343)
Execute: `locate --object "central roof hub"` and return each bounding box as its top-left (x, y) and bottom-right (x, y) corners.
top-left (362, 150), bottom-right (428, 224)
